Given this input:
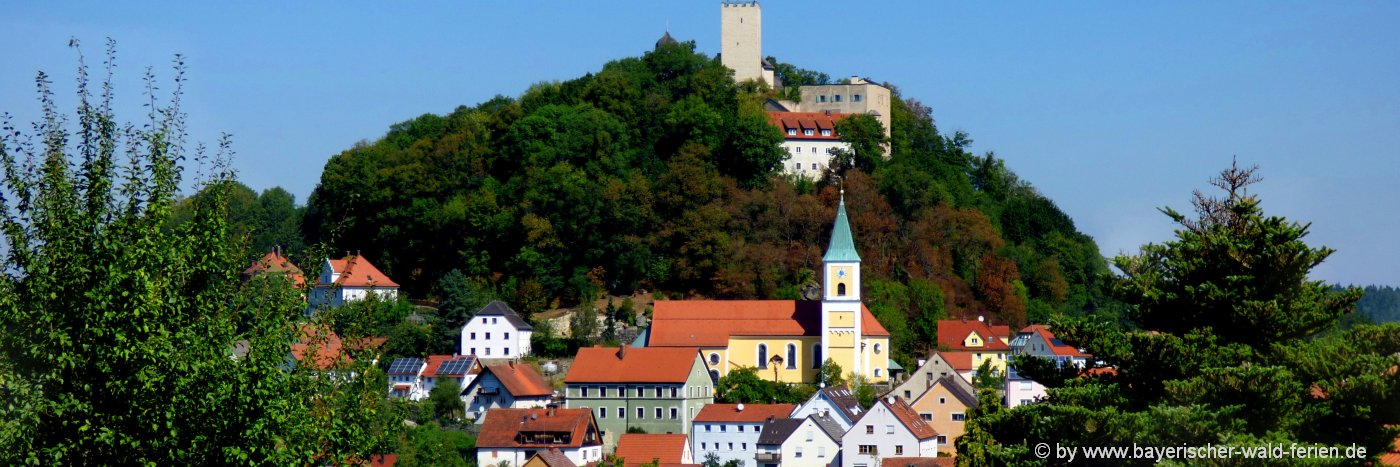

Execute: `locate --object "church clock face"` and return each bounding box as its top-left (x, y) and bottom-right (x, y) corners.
top-left (837, 269), bottom-right (846, 279)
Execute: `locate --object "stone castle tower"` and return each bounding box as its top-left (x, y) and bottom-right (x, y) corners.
top-left (721, 1), bottom-right (774, 86)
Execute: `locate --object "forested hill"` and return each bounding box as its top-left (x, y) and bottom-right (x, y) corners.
top-left (300, 40), bottom-right (1117, 353)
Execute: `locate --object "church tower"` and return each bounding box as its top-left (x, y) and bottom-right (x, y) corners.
top-left (821, 190), bottom-right (863, 380)
top-left (721, 1), bottom-right (765, 84)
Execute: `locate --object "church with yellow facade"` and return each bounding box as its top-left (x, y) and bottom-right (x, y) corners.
top-left (644, 194), bottom-right (891, 384)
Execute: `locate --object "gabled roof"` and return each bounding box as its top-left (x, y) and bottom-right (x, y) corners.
top-left (811, 414), bottom-right (846, 445)
top-left (477, 300), bottom-right (534, 330)
top-left (863, 396), bottom-right (938, 441)
top-left (937, 320), bottom-right (1010, 351)
top-left (477, 361), bottom-right (553, 397)
top-left (756, 418), bottom-right (804, 445)
top-left (477, 408), bottom-right (598, 449)
top-left (824, 193), bottom-right (861, 262)
top-left (322, 254), bottom-right (399, 288)
top-left (648, 301), bottom-right (888, 347)
top-left (388, 357), bottom-right (425, 376)
top-left (423, 355), bottom-right (479, 378)
top-left (244, 249), bottom-right (306, 287)
top-left (566, 346), bottom-right (701, 384)
top-left (1021, 325), bottom-right (1089, 358)
top-left (815, 385), bottom-right (864, 423)
top-left (694, 403), bottom-right (797, 423)
top-left (529, 448), bottom-right (578, 467)
top-left (615, 433), bottom-right (689, 465)
top-left (766, 112), bottom-right (849, 141)
top-left (915, 374), bottom-right (978, 410)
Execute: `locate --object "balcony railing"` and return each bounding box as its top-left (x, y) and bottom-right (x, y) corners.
top-left (755, 452), bottom-right (782, 462)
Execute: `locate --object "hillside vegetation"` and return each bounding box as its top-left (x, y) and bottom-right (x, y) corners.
top-left (300, 40), bottom-right (1117, 367)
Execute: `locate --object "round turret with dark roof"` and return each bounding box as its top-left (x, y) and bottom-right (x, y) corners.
top-left (655, 30), bottom-right (678, 50)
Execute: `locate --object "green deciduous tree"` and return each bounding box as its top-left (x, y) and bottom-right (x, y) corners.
top-left (0, 41), bottom-right (396, 465)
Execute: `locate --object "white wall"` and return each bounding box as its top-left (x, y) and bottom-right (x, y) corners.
top-left (780, 139), bottom-right (851, 180)
top-left (778, 417), bottom-right (842, 467)
top-left (842, 403), bottom-right (938, 467)
top-left (475, 446), bottom-right (603, 467)
top-left (461, 315), bottom-right (533, 358)
top-left (692, 421), bottom-right (767, 467)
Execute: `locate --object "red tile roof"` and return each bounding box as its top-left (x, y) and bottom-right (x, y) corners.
top-left (370, 453), bottom-right (398, 466)
top-left (1379, 431), bottom-right (1400, 466)
top-left (323, 255), bottom-right (399, 288)
top-left (615, 434), bottom-right (690, 466)
top-left (880, 396), bottom-right (939, 440)
top-left (693, 403), bottom-right (797, 423)
top-left (422, 355), bottom-right (479, 378)
top-left (566, 346), bottom-right (701, 384)
top-left (649, 300), bottom-right (889, 347)
top-left (937, 320), bottom-right (1010, 351)
top-left (989, 325), bottom-right (1011, 343)
top-left (938, 351), bottom-right (976, 372)
top-left (767, 111), bottom-right (849, 141)
top-left (1021, 325), bottom-right (1089, 358)
top-left (244, 250), bottom-right (306, 287)
top-left (882, 457), bottom-right (955, 467)
top-left (290, 324), bottom-right (351, 369)
top-left (483, 361), bottom-right (554, 397)
top-left (478, 408), bottom-right (600, 449)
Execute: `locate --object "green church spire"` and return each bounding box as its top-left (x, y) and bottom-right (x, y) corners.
top-left (823, 190), bottom-right (861, 262)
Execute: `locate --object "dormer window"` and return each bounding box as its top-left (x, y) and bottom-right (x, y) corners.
top-left (820, 129), bottom-right (832, 136)
top-left (803, 129), bottom-right (814, 136)
top-left (787, 128), bottom-right (797, 136)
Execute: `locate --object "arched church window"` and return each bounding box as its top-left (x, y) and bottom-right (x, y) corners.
top-left (757, 344), bottom-right (768, 368)
top-left (812, 344), bottom-right (822, 369)
top-left (709, 353), bottom-right (720, 366)
top-left (786, 344), bottom-right (797, 369)
top-left (837, 283), bottom-right (847, 296)
top-left (874, 343), bottom-right (883, 354)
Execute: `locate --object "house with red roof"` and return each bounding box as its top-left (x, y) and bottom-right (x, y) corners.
top-left (936, 319), bottom-right (1012, 378)
top-left (767, 111), bottom-right (851, 179)
top-left (842, 396), bottom-right (940, 467)
top-left (564, 346), bottom-right (714, 450)
top-left (243, 248), bottom-right (306, 288)
top-left (477, 407), bottom-right (604, 467)
top-left (419, 354), bottom-right (481, 399)
top-left (290, 323), bottom-right (352, 371)
top-left (691, 403), bottom-right (798, 467)
top-left (614, 433), bottom-right (695, 466)
top-left (307, 253), bottom-right (399, 315)
top-left (464, 361), bottom-right (554, 422)
top-left (1005, 325), bottom-right (1094, 408)
top-left (645, 194), bottom-right (893, 385)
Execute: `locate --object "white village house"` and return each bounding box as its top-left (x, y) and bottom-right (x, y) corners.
top-left (461, 300), bottom-right (534, 359)
top-left (308, 253), bottom-right (399, 314)
top-left (842, 396), bottom-right (939, 467)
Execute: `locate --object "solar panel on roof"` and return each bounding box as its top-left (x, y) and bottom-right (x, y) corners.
top-left (439, 357), bottom-right (472, 376)
top-left (389, 358), bottom-right (422, 375)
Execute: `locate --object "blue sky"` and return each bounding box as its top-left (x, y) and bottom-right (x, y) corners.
top-left (3, 1), bottom-right (1398, 286)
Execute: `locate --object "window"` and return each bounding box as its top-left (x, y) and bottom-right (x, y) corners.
top-left (858, 445), bottom-right (877, 455)
top-left (582, 387), bottom-right (590, 397)
top-left (737, 425), bottom-right (743, 432)
top-left (470, 347), bottom-right (476, 355)
top-left (904, 390), bottom-right (911, 399)
top-left (741, 443), bottom-right (747, 450)
top-left (874, 343), bottom-right (882, 354)
top-left (921, 413), bottom-right (932, 421)
top-left (811, 163), bottom-right (817, 170)
top-left (811, 147), bottom-right (817, 154)
top-left (655, 407), bottom-right (663, 419)
top-left (655, 387), bottom-right (663, 397)
top-left (796, 448), bottom-right (803, 458)
top-left (705, 424), bottom-right (711, 432)
top-left (485, 332), bottom-right (491, 340)
top-left (821, 129), bottom-right (832, 136)
top-left (939, 397), bottom-right (946, 404)
top-left (599, 407), bottom-right (606, 419)
top-left (702, 442), bottom-right (707, 450)
top-left (721, 425), bottom-right (727, 432)
top-left (1021, 399), bottom-right (1032, 406)
top-left (937, 435), bottom-right (948, 445)
top-left (803, 129), bottom-right (814, 136)
top-left (865, 425), bottom-right (874, 434)
top-left (793, 163), bottom-right (800, 170)
top-left (599, 387), bottom-right (608, 398)
top-left (618, 407), bottom-right (625, 418)
top-left (818, 446), bottom-right (826, 458)
top-left (757, 344), bottom-right (768, 368)
top-left (637, 407), bottom-right (645, 419)
top-left (834, 95), bottom-right (843, 102)
top-left (728, 442), bottom-right (734, 451)
top-left (786, 344), bottom-right (797, 369)
top-left (952, 413), bottom-right (966, 421)
top-left (637, 387), bottom-right (645, 397)
top-left (787, 128), bottom-right (797, 136)
top-left (470, 332), bottom-right (476, 339)
top-left (491, 317), bottom-right (497, 324)
top-left (874, 368), bottom-right (882, 378)
top-left (837, 283), bottom-right (847, 296)
top-left (504, 332), bottom-right (510, 340)
top-left (484, 348), bottom-right (491, 355)
top-left (671, 388), bottom-right (678, 398)
top-left (853, 94), bottom-right (862, 102)
top-left (795, 146), bottom-right (802, 153)
top-left (812, 345), bottom-right (822, 369)
top-left (896, 445), bottom-right (904, 455)
top-left (504, 347), bottom-right (510, 356)
top-left (670, 408), bottom-right (678, 419)
top-left (819, 95), bottom-right (827, 103)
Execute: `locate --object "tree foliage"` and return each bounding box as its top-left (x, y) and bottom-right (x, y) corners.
top-left (0, 41), bottom-right (396, 464)
top-left (974, 163), bottom-right (1400, 465)
top-left (714, 367), bottom-right (813, 404)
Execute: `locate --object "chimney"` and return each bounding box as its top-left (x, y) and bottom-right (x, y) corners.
top-left (509, 360), bottom-right (516, 369)
top-left (344, 250), bottom-right (350, 258)
top-left (616, 344), bottom-right (628, 360)
top-left (547, 407), bottom-right (556, 417)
